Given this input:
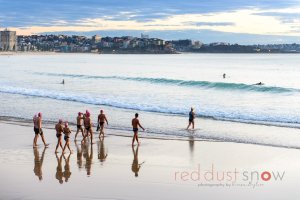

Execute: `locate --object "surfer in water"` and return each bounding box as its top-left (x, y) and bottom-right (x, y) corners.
top-left (254, 82), bottom-right (264, 85)
top-left (186, 107), bottom-right (195, 130)
top-left (223, 73), bottom-right (226, 78)
top-left (132, 113), bottom-right (145, 146)
top-left (61, 79), bottom-right (65, 84)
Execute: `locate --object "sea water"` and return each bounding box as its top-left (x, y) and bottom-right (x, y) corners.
top-left (0, 53), bottom-right (300, 147)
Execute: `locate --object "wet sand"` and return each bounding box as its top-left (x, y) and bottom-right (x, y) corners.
top-left (1, 120), bottom-right (300, 200)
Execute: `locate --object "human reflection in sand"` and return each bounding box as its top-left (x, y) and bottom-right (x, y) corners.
top-left (131, 146), bottom-right (145, 177)
top-left (97, 138), bottom-right (108, 164)
top-left (75, 140), bottom-right (83, 169)
top-left (188, 135), bottom-right (195, 163)
top-left (63, 153), bottom-right (72, 182)
top-left (33, 147), bottom-right (46, 181)
top-left (55, 153), bottom-right (63, 184)
top-left (82, 143), bottom-right (93, 176)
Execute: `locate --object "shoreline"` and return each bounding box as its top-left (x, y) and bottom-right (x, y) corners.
top-left (1, 115), bottom-right (300, 150)
top-left (0, 120), bottom-right (300, 200)
top-left (1, 51), bottom-right (300, 55)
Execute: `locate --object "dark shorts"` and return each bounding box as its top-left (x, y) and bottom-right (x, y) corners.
top-left (56, 133), bottom-right (62, 138)
top-left (64, 136), bottom-right (70, 141)
top-left (189, 119), bottom-right (194, 122)
top-left (100, 122), bottom-right (104, 126)
top-left (34, 128), bottom-right (43, 135)
top-left (133, 128), bottom-right (138, 132)
top-left (85, 126), bottom-right (91, 131)
top-left (77, 125), bottom-right (82, 129)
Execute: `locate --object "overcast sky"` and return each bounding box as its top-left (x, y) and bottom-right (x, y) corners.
top-left (1, 0), bottom-right (300, 44)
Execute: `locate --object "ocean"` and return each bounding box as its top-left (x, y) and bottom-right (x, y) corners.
top-left (0, 53), bottom-right (300, 147)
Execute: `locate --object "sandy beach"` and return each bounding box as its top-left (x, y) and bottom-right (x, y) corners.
top-left (0, 119), bottom-right (300, 200)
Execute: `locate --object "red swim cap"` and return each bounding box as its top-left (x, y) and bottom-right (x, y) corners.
top-left (86, 112), bottom-right (90, 117)
top-left (78, 112), bottom-right (82, 116)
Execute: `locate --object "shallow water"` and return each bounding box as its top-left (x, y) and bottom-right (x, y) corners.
top-left (0, 54), bottom-right (300, 148)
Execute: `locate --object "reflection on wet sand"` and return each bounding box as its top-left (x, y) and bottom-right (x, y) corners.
top-left (33, 147), bottom-right (46, 181)
top-left (55, 153), bottom-right (72, 184)
top-left (55, 153), bottom-right (63, 184)
top-left (97, 138), bottom-right (108, 164)
top-left (75, 141), bottom-right (83, 169)
top-left (63, 153), bottom-right (72, 182)
top-left (131, 146), bottom-right (145, 177)
top-left (82, 143), bottom-right (93, 176)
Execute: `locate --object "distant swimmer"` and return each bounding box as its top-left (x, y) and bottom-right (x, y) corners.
top-left (186, 107), bottom-right (195, 130)
top-left (61, 79), bottom-right (65, 84)
top-left (223, 73), bottom-right (226, 78)
top-left (132, 113), bottom-right (145, 146)
top-left (55, 119), bottom-right (64, 153)
top-left (74, 112), bottom-right (84, 140)
top-left (62, 122), bottom-right (72, 154)
top-left (97, 109), bottom-right (108, 138)
top-left (82, 111), bottom-right (94, 144)
top-left (33, 113), bottom-right (49, 148)
top-left (254, 82), bottom-right (264, 85)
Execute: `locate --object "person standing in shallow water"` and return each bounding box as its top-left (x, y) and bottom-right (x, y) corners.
top-left (186, 107), bottom-right (195, 130)
top-left (131, 113), bottom-right (145, 146)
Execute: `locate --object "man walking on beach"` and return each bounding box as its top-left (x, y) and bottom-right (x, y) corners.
top-left (74, 112), bottom-right (84, 140)
top-left (186, 107), bottom-right (195, 130)
top-left (132, 113), bottom-right (145, 146)
top-left (97, 110), bottom-right (108, 138)
top-left (55, 119), bottom-right (64, 153)
top-left (82, 111), bottom-right (94, 144)
top-left (33, 113), bottom-right (48, 148)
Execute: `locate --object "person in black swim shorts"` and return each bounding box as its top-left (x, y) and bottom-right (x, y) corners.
top-left (33, 112), bottom-right (48, 148)
top-left (74, 112), bottom-right (84, 140)
top-left (131, 113), bottom-right (145, 146)
top-left (55, 119), bottom-right (64, 153)
top-left (97, 109), bottom-right (108, 138)
top-left (62, 122), bottom-right (72, 154)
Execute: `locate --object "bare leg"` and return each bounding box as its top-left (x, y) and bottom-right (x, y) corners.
top-left (90, 130), bottom-right (94, 144)
top-left (41, 134), bottom-right (48, 146)
top-left (75, 129), bottom-right (79, 140)
top-left (33, 134), bottom-right (38, 147)
top-left (135, 133), bottom-right (140, 145)
top-left (186, 121), bottom-right (192, 130)
top-left (132, 132), bottom-right (138, 146)
top-left (192, 121), bottom-right (195, 129)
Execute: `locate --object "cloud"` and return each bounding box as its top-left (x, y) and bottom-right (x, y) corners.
top-left (7, 7), bottom-right (300, 37)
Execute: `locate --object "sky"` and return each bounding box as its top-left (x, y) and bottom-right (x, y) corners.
top-left (1, 0), bottom-right (300, 44)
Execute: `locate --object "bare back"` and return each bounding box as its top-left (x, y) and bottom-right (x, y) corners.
top-left (132, 118), bottom-right (139, 129)
top-left (55, 123), bottom-right (63, 134)
top-left (98, 114), bottom-right (106, 122)
top-left (77, 116), bottom-right (83, 125)
top-left (84, 117), bottom-right (91, 128)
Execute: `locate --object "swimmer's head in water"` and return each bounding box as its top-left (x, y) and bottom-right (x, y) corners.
top-left (59, 119), bottom-right (63, 124)
top-left (38, 112), bottom-right (42, 117)
top-left (135, 113), bottom-right (139, 118)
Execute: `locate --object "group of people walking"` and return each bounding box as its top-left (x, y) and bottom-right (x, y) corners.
top-left (33, 107), bottom-right (196, 153)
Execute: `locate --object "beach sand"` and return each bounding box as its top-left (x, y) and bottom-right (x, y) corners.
top-left (0, 120), bottom-right (300, 200)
